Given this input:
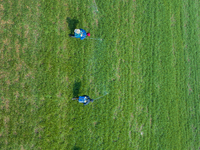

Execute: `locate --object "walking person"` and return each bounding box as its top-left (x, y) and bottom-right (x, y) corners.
top-left (69, 29), bottom-right (90, 40)
top-left (72, 95), bottom-right (93, 105)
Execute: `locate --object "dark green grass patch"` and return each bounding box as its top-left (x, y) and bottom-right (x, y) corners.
top-left (0, 0), bottom-right (199, 149)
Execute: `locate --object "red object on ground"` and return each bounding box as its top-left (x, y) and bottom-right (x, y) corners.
top-left (87, 33), bottom-right (91, 36)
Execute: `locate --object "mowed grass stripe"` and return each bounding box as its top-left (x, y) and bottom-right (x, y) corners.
top-left (1, 0), bottom-right (43, 149)
top-left (182, 0), bottom-right (200, 148)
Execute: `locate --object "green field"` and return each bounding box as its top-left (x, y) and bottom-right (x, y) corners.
top-left (0, 0), bottom-right (199, 149)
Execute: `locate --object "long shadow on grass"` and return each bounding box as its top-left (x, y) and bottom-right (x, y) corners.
top-left (67, 17), bottom-right (79, 34)
top-left (73, 81), bottom-right (81, 97)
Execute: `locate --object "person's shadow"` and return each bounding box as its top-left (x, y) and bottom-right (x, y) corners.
top-left (73, 81), bottom-right (81, 98)
top-left (67, 17), bottom-right (79, 34)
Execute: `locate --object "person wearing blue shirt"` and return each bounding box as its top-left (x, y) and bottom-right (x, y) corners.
top-left (69, 29), bottom-right (90, 40)
top-left (72, 95), bottom-right (93, 105)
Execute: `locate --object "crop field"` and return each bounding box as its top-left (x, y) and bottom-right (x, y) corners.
top-left (0, 0), bottom-right (200, 149)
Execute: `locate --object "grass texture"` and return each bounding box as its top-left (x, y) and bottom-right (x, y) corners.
top-left (0, 0), bottom-right (199, 149)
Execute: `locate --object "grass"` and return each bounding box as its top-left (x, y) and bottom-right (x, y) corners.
top-left (0, 0), bottom-right (199, 149)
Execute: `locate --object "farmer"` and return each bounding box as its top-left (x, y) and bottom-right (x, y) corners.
top-left (70, 29), bottom-right (90, 40)
top-left (72, 95), bottom-right (93, 105)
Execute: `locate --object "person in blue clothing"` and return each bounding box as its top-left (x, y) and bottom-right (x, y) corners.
top-left (72, 95), bottom-right (93, 105)
top-left (69, 29), bottom-right (90, 40)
